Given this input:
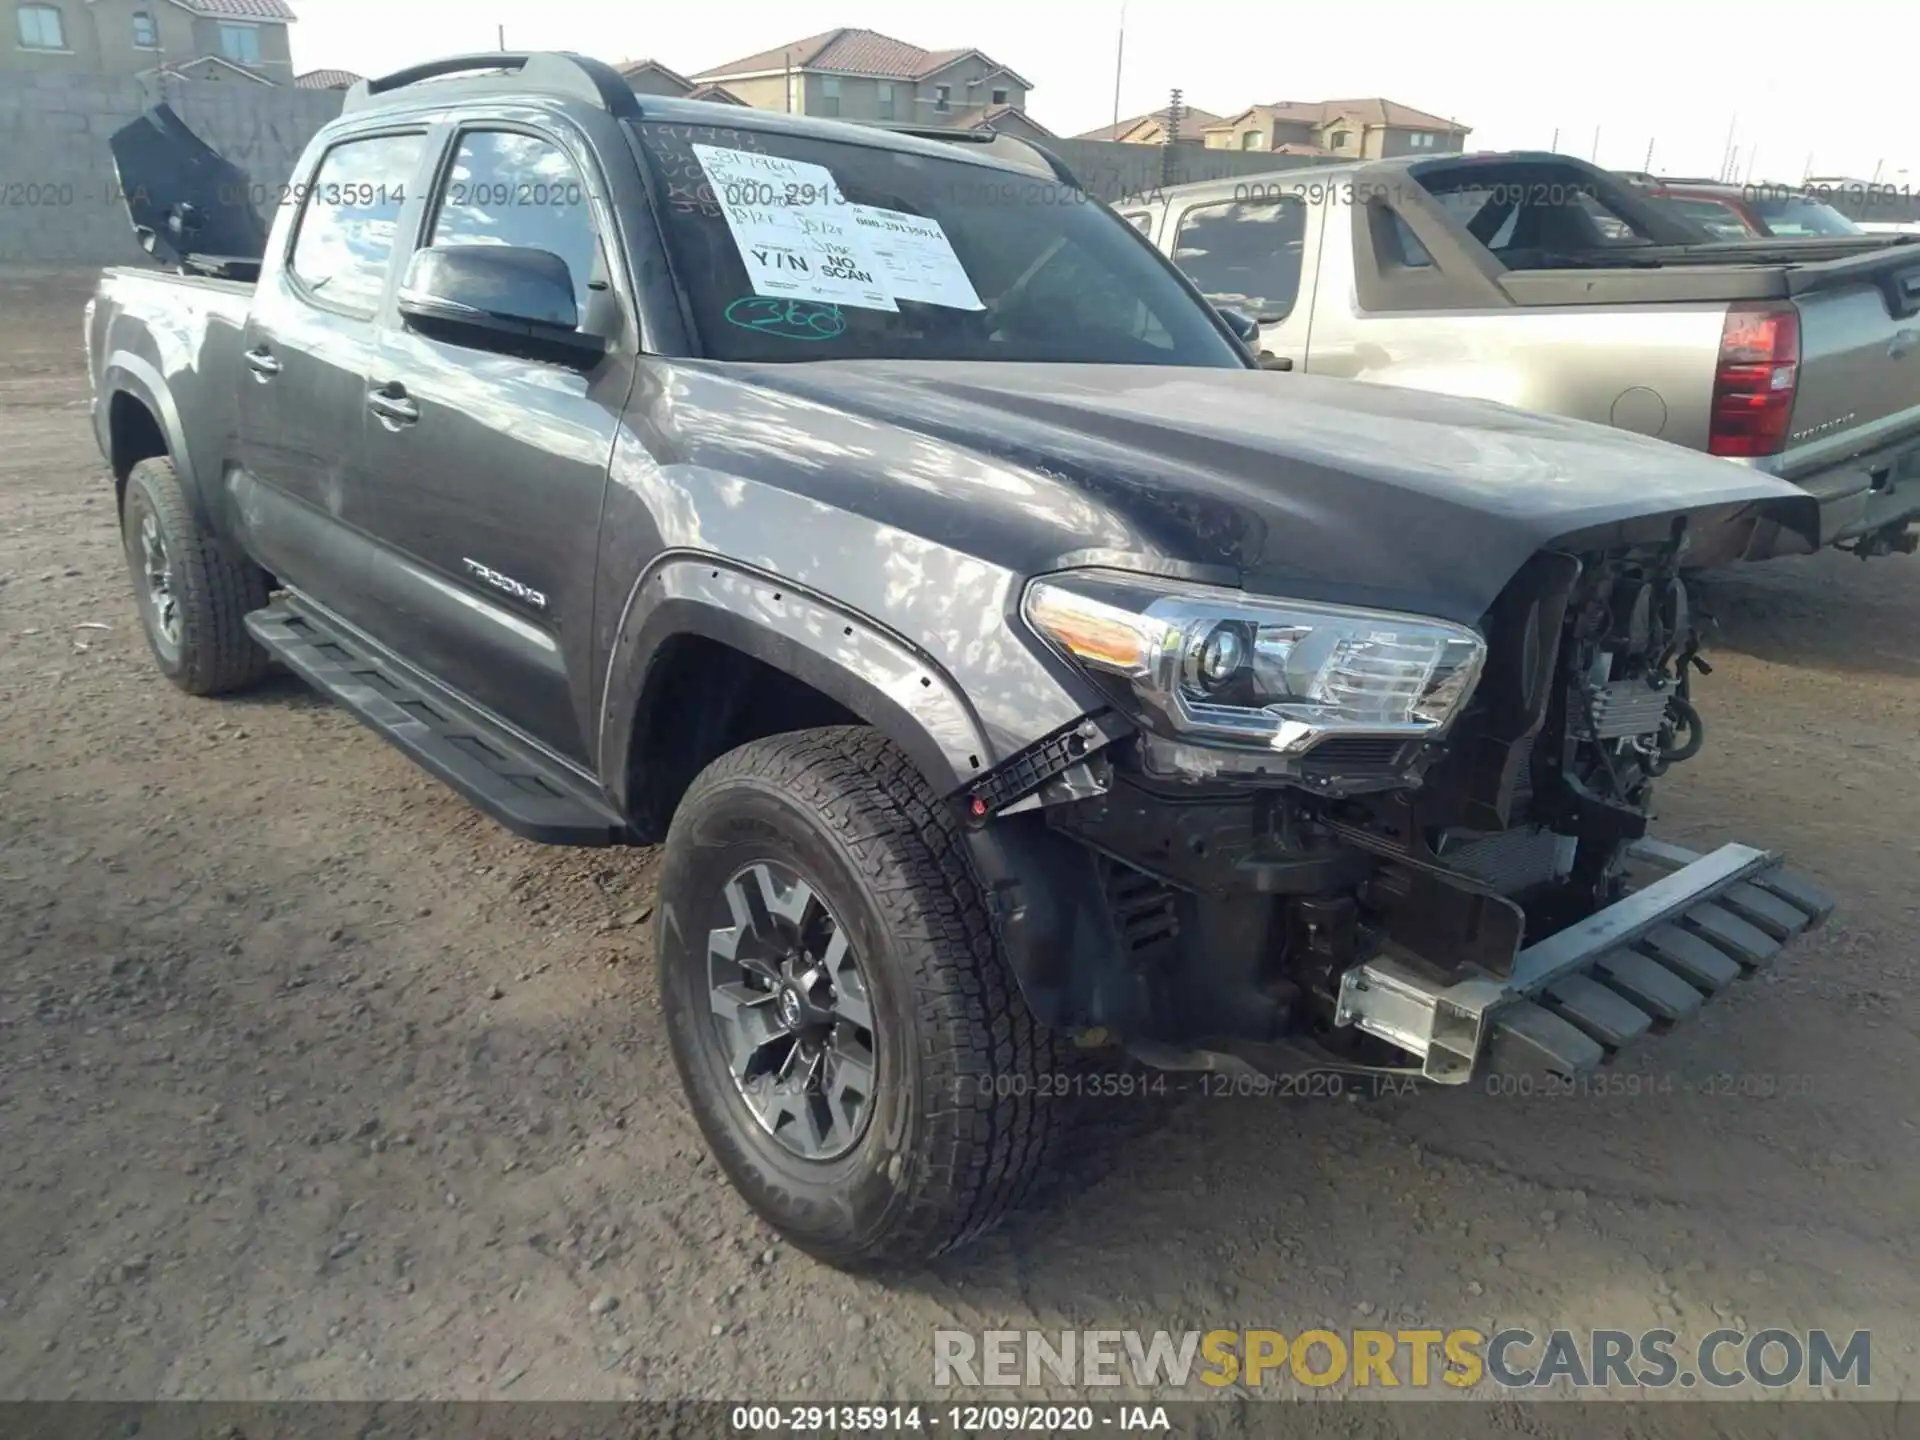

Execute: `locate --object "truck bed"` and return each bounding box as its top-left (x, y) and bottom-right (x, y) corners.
top-left (100, 265), bottom-right (256, 300)
top-left (1152, 148), bottom-right (1920, 553)
top-left (1494, 242), bottom-right (1920, 506)
top-left (87, 266), bottom-right (256, 512)
top-left (1498, 237), bottom-right (1920, 309)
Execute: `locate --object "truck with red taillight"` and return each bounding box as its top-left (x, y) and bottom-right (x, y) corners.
top-left (1131, 152), bottom-right (1920, 560)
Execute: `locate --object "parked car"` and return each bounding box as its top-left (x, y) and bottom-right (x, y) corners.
top-left (1135, 152), bottom-right (1920, 559)
top-left (89, 56), bottom-right (1833, 1270)
top-left (1790, 176), bottom-right (1920, 237)
top-left (1615, 175), bottom-right (1872, 242)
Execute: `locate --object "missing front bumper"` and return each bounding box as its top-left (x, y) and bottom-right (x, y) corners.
top-left (1333, 839), bottom-right (1834, 1083)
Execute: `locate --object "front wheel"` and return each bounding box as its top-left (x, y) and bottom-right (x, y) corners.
top-left (656, 727), bottom-right (1074, 1271)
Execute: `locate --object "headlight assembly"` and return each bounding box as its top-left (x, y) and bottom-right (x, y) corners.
top-left (1022, 569), bottom-right (1486, 758)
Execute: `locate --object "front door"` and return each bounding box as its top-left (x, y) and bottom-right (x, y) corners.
top-left (234, 127), bottom-right (430, 630)
top-left (354, 121), bottom-right (634, 768)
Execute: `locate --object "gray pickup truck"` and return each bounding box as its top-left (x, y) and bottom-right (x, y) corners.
top-left (1133, 153), bottom-right (1920, 559)
top-left (87, 54), bottom-right (1833, 1271)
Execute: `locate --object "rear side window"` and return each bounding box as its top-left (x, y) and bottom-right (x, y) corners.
top-left (1172, 198), bottom-right (1307, 321)
top-left (288, 132), bottom-right (426, 316)
top-left (1383, 212), bottom-right (1433, 267)
top-left (1432, 186), bottom-right (1518, 247)
top-left (428, 130), bottom-right (602, 316)
top-left (1418, 165), bottom-right (1658, 264)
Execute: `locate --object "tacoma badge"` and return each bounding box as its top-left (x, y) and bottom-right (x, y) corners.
top-left (462, 558), bottom-right (547, 611)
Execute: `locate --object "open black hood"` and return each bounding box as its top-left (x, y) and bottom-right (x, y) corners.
top-left (108, 104), bottom-right (267, 274)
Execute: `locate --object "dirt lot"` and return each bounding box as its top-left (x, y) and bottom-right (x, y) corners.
top-left (2, 267), bottom-right (1917, 1414)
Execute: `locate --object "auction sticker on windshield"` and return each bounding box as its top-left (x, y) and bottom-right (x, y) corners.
top-left (693, 144), bottom-right (897, 312)
top-left (851, 206), bottom-right (985, 310)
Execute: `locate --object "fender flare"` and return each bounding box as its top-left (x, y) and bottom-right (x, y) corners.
top-left (101, 351), bottom-right (208, 525)
top-left (597, 554), bottom-right (999, 809)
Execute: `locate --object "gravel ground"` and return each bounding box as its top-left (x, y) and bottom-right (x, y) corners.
top-left (2, 267), bottom-right (1917, 1417)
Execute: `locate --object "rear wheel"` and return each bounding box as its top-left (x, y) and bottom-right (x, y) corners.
top-left (657, 727), bottom-right (1074, 1270)
top-left (120, 457), bottom-right (271, 696)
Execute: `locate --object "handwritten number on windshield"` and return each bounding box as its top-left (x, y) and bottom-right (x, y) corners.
top-left (723, 297), bottom-right (848, 341)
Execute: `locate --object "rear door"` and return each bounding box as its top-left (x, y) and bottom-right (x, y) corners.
top-left (1164, 190), bottom-right (1322, 369)
top-left (234, 127), bottom-right (430, 622)
top-left (353, 118), bottom-right (636, 767)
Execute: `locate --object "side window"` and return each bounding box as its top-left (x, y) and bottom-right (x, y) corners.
top-left (1380, 210), bottom-right (1434, 268)
top-left (429, 130), bottom-right (600, 319)
top-left (1119, 210), bottom-right (1153, 236)
top-left (288, 132), bottom-right (426, 317)
top-left (1432, 186), bottom-right (1516, 246)
top-left (1171, 198), bottom-right (1307, 322)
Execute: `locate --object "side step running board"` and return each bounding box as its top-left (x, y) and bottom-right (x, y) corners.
top-left (245, 599), bottom-right (626, 846)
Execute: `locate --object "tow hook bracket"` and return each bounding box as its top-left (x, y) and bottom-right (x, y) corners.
top-left (1334, 840), bottom-right (1834, 1083)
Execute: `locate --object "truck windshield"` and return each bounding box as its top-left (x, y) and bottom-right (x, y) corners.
top-left (632, 120), bottom-right (1247, 367)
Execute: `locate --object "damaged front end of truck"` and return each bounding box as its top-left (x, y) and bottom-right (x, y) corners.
top-left (965, 504), bottom-right (1835, 1087)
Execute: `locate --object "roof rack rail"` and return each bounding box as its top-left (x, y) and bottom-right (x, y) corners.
top-left (343, 51), bottom-right (640, 118)
top-left (854, 121), bottom-right (1082, 189)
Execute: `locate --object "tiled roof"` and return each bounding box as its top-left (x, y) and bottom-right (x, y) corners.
top-left (812, 29), bottom-right (943, 78)
top-left (695, 27), bottom-right (1026, 86)
top-left (685, 83), bottom-right (747, 105)
top-left (616, 58), bottom-right (697, 89)
top-left (1204, 98), bottom-right (1467, 133)
top-left (1315, 97), bottom-right (1464, 130)
top-left (295, 68), bottom-right (360, 89)
top-left (169, 0), bottom-right (299, 20)
top-left (1076, 105), bottom-right (1223, 142)
top-left (695, 27), bottom-right (840, 78)
top-left (953, 103), bottom-right (1054, 137)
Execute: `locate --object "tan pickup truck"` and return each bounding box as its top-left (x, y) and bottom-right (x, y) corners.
top-left (1129, 152), bottom-right (1920, 560)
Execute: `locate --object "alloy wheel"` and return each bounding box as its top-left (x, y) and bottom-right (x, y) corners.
top-left (138, 512), bottom-right (181, 658)
top-left (705, 861), bottom-right (878, 1161)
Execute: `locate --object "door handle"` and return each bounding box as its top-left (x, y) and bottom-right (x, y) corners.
top-left (367, 387), bottom-right (420, 426)
top-left (244, 347), bottom-right (281, 379)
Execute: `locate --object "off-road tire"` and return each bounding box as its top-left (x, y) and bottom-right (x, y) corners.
top-left (657, 726), bottom-right (1075, 1271)
top-left (121, 457), bottom-right (271, 696)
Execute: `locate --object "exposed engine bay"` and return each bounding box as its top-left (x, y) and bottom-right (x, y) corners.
top-left (973, 528), bottom-right (1831, 1081)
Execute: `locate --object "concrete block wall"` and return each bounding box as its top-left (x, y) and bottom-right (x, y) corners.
top-left (0, 70), bottom-right (343, 264)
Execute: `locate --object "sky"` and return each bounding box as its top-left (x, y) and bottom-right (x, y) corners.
top-left (292, 0), bottom-right (1916, 187)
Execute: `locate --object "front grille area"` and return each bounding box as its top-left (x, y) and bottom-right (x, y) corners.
top-left (1300, 735), bottom-right (1410, 779)
top-left (1100, 858), bottom-right (1181, 962)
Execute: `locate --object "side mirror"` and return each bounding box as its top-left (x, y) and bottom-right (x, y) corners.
top-left (1213, 304), bottom-right (1262, 346)
top-left (397, 245), bottom-right (604, 363)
